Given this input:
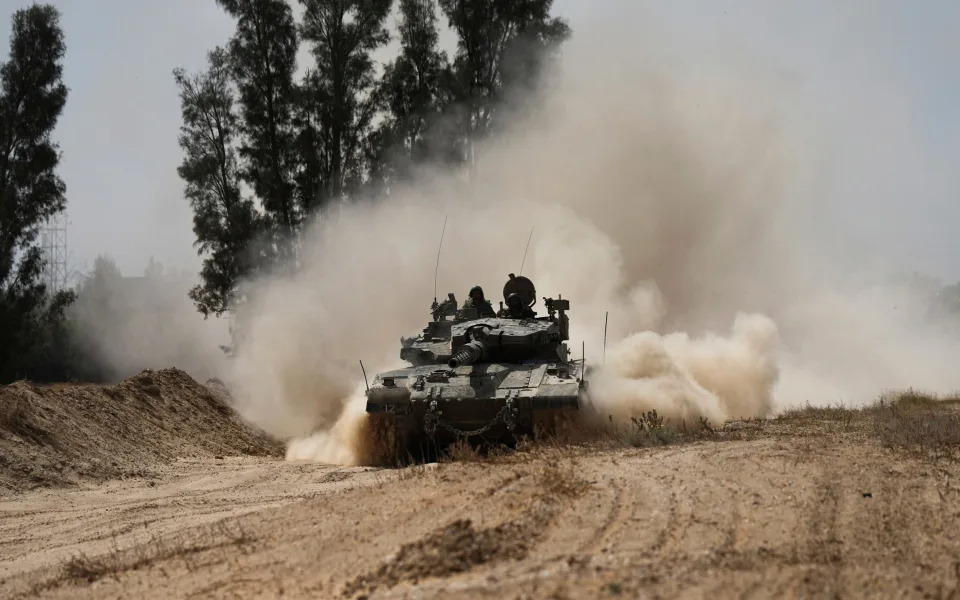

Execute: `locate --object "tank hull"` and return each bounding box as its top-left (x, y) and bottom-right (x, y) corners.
top-left (365, 361), bottom-right (584, 464)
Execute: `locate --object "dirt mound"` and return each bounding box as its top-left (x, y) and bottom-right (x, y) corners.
top-left (0, 368), bottom-right (283, 493)
top-left (343, 518), bottom-right (530, 598)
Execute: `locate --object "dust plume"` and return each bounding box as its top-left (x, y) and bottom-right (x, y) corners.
top-left (584, 313), bottom-right (780, 427)
top-left (222, 7), bottom-right (960, 464)
top-left (67, 257), bottom-right (229, 383)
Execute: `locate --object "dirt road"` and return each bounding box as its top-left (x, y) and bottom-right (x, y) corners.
top-left (0, 457), bottom-right (378, 585)
top-left (4, 425), bottom-right (960, 599)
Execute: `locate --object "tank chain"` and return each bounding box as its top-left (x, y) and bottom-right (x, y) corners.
top-left (423, 398), bottom-right (517, 438)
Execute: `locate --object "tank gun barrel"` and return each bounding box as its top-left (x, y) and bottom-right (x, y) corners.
top-left (448, 339), bottom-right (487, 368)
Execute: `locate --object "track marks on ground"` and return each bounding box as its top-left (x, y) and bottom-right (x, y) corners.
top-left (0, 458), bottom-right (373, 581)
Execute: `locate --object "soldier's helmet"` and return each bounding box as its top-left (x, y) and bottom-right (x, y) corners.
top-left (469, 285), bottom-right (484, 298)
top-left (507, 293), bottom-right (522, 307)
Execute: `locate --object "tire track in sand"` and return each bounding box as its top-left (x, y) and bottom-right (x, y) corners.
top-left (0, 457), bottom-right (377, 580)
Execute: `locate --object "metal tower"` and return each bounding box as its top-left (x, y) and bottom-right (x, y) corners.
top-left (40, 211), bottom-right (68, 294)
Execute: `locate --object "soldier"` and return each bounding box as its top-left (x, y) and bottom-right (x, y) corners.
top-left (505, 292), bottom-right (535, 319)
top-left (461, 285), bottom-right (496, 319)
top-left (431, 292), bottom-right (458, 321)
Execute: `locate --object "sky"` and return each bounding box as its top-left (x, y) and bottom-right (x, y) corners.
top-left (0, 0), bottom-right (958, 283)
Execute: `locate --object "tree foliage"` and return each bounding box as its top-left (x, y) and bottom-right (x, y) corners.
top-left (216, 0), bottom-right (301, 261)
top-left (299, 0), bottom-right (393, 205)
top-left (370, 0), bottom-right (458, 187)
top-left (438, 0), bottom-right (570, 164)
top-left (174, 47), bottom-right (262, 318)
top-left (0, 3), bottom-right (73, 383)
top-left (176, 0), bottom-right (572, 319)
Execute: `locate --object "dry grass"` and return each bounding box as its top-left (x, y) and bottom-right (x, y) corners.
top-left (531, 460), bottom-right (591, 499)
top-left (872, 391), bottom-right (960, 457)
top-left (777, 402), bottom-right (862, 423)
top-left (394, 457), bottom-right (432, 480)
top-left (530, 409), bottom-right (719, 450)
top-left (505, 410), bottom-right (721, 459)
top-left (776, 390), bottom-right (960, 460)
top-left (444, 438), bottom-right (500, 463)
top-left (392, 388), bottom-right (960, 471)
top-left (60, 520), bottom-right (255, 586)
top-left (619, 410), bottom-right (716, 448)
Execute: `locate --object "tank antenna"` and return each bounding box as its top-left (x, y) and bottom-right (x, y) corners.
top-left (603, 311), bottom-right (609, 364)
top-left (434, 215), bottom-right (448, 302)
top-left (519, 226), bottom-right (535, 275)
top-left (359, 360), bottom-right (369, 392)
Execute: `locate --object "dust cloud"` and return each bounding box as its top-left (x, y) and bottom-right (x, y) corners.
top-left (586, 313), bottom-right (780, 427)
top-left (222, 11), bottom-right (960, 464)
top-left (67, 258), bottom-right (229, 384)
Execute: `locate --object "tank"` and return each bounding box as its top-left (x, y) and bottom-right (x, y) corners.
top-left (365, 273), bottom-right (589, 465)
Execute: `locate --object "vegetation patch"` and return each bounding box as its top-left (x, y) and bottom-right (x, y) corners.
top-left (618, 410), bottom-right (716, 448)
top-left (34, 520), bottom-right (255, 594)
top-left (774, 390), bottom-right (960, 459)
top-left (872, 391), bottom-right (960, 456)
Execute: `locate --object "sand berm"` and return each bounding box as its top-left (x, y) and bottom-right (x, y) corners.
top-left (0, 368), bottom-right (283, 493)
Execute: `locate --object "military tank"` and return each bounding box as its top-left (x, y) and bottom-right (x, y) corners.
top-left (365, 273), bottom-right (588, 464)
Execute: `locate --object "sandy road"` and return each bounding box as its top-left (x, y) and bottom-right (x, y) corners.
top-left (0, 456), bottom-right (379, 591)
top-left (4, 429), bottom-right (960, 599)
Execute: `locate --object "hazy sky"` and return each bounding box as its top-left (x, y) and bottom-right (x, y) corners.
top-left (1, 0), bottom-right (957, 282)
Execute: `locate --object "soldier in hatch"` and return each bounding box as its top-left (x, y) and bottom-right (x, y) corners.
top-left (459, 285), bottom-right (496, 319)
top-left (502, 292), bottom-right (535, 319)
top-left (431, 292), bottom-right (458, 321)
